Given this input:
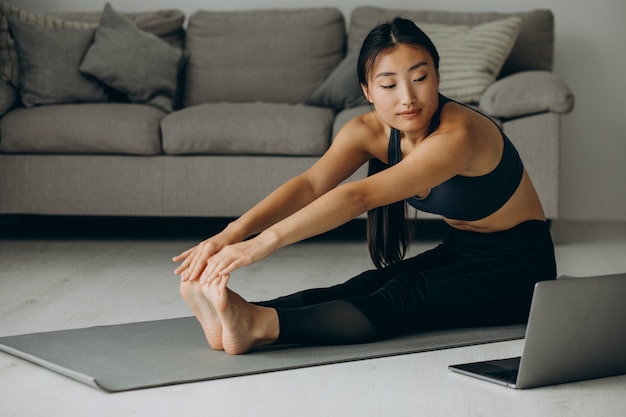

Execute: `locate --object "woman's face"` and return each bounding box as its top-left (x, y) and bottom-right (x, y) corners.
top-left (361, 43), bottom-right (440, 135)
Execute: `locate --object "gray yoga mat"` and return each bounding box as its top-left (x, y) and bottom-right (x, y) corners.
top-left (0, 317), bottom-right (525, 392)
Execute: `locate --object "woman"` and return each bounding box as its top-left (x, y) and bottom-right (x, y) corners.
top-left (173, 18), bottom-right (556, 355)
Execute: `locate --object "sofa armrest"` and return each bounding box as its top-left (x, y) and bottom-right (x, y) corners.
top-left (0, 80), bottom-right (19, 117)
top-left (479, 70), bottom-right (574, 118)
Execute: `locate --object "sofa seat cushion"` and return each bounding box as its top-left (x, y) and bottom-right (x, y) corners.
top-left (0, 103), bottom-right (164, 155)
top-left (161, 102), bottom-right (334, 156)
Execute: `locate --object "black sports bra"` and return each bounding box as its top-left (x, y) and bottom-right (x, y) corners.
top-left (387, 94), bottom-right (524, 221)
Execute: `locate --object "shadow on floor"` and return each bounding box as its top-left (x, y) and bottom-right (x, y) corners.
top-left (0, 215), bottom-right (450, 242)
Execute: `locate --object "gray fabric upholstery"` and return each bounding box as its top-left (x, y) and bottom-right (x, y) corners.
top-left (315, 16), bottom-right (523, 107)
top-left (80, 4), bottom-right (184, 113)
top-left (503, 112), bottom-right (560, 217)
top-left (183, 8), bottom-right (345, 106)
top-left (0, 154), bottom-right (321, 217)
top-left (162, 102), bottom-right (334, 156)
top-left (0, 3), bottom-right (185, 87)
top-left (7, 16), bottom-right (108, 107)
top-left (162, 156), bottom-right (321, 217)
top-left (479, 71), bottom-right (575, 118)
top-left (54, 8), bottom-right (186, 48)
top-left (0, 2), bottom-right (96, 87)
top-left (0, 7), bottom-right (570, 221)
top-left (0, 79), bottom-right (17, 116)
top-left (348, 7), bottom-right (554, 76)
top-left (0, 104), bottom-right (164, 155)
top-left (416, 17), bottom-right (522, 103)
top-left (308, 51), bottom-right (368, 110)
top-left (0, 154), bottom-right (165, 216)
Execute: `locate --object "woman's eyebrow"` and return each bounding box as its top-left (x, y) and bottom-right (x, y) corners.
top-left (375, 61), bottom-right (428, 79)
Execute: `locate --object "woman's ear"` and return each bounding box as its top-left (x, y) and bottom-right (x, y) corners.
top-left (361, 83), bottom-right (373, 104)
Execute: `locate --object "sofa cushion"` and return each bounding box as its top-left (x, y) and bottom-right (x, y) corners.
top-left (0, 79), bottom-right (17, 116)
top-left (0, 3), bottom-right (185, 87)
top-left (307, 51), bottom-right (369, 110)
top-left (314, 16), bottom-right (521, 106)
top-left (80, 4), bottom-right (184, 113)
top-left (479, 70), bottom-right (575, 118)
top-left (348, 7), bottom-right (554, 77)
top-left (7, 16), bottom-right (109, 107)
top-left (422, 18), bottom-right (521, 103)
top-left (184, 8), bottom-right (345, 106)
top-left (0, 104), bottom-right (164, 155)
top-left (53, 9), bottom-right (185, 49)
top-left (161, 102), bottom-right (334, 156)
top-left (0, 3), bottom-right (94, 86)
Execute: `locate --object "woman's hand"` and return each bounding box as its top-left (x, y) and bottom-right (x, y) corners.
top-left (173, 231), bottom-right (236, 282)
top-left (199, 232), bottom-right (279, 289)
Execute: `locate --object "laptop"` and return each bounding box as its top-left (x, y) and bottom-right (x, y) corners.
top-left (449, 273), bottom-right (626, 389)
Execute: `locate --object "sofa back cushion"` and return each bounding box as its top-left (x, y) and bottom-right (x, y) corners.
top-left (53, 9), bottom-right (186, 48)
top-left (184, 8), bottom-right (345, 107)
top-left (0, 3), bottom-right (185, 87)
top-left (348, 7), bottom-right (554, 77)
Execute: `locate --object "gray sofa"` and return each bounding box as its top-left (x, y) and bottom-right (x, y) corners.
top-left (0, 5), bottom-right (574, 220)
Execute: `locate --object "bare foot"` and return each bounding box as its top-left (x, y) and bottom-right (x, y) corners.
top-left (202, 282), bottom-right (279, 355)
top-left (179, 280), bottom-right (223, 350)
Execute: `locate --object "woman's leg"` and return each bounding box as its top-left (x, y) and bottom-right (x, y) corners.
top-left (182, 221), bottom-right (556, 352)
top-left (270, 221), bottom-right (557, 346)
top-left (181, 244), bottom-right (454, 351)
top-left (273, 254), bottom-right (551, 346)
top-left (255, 244), bottom-right (453, 309)
top-left (268, 244), bottom-right (457, 345)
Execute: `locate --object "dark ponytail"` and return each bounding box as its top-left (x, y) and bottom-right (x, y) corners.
top-left (366, 159), bottom-right (411, 269)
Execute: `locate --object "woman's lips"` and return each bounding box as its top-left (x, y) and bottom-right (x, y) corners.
top-left (399, 109), bottom-right (421, 118)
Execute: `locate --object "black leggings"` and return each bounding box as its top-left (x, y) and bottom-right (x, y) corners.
top-left (256, 220), bottom-right (556, 346)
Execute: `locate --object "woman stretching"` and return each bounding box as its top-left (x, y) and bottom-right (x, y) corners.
top-left (173, 18), bottom-right (556, 355)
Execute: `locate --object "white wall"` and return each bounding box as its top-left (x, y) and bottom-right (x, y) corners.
top-left (11, 0), bottom-right (626, 221)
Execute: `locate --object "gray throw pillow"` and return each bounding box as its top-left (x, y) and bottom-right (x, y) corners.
top-left (7, 15), bottom-right (108, 107)
top-left (0, 79), bottom-right (18, 116)
top-left (307, 51), bottom-right (369, 110)
top-left (0, 2), bottom-right (97, 87)
top-left (80, 3), bottom-right (184, 113)
top-left (313, 17), bottom-right (521, 107)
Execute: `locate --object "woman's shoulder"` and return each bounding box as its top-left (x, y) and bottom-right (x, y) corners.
top-left (333, 111), bottom-right (389, 161)
top-left (438, 99), bottom-right (495, 135)
top-left (341, 111), bottom-right (387, 140)
top-left (436, 98), bottom-right (506, 175)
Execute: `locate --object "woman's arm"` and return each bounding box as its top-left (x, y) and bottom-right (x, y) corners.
top-left (174, 117), bottom-right (374, 282)
top-left (198, 126), bottom-right (474, 287)
top-left (173, 174), bottom-right (319, 281)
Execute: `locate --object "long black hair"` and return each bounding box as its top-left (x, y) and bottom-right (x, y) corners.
top-left (357, 18), bottom-right (440, 269)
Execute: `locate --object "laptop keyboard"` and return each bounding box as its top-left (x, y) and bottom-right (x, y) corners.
top-left (487, 368), bottom-right (519, 383)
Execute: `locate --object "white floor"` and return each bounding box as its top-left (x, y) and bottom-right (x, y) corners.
top-left (1, 218), bottom-right (625, 417)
